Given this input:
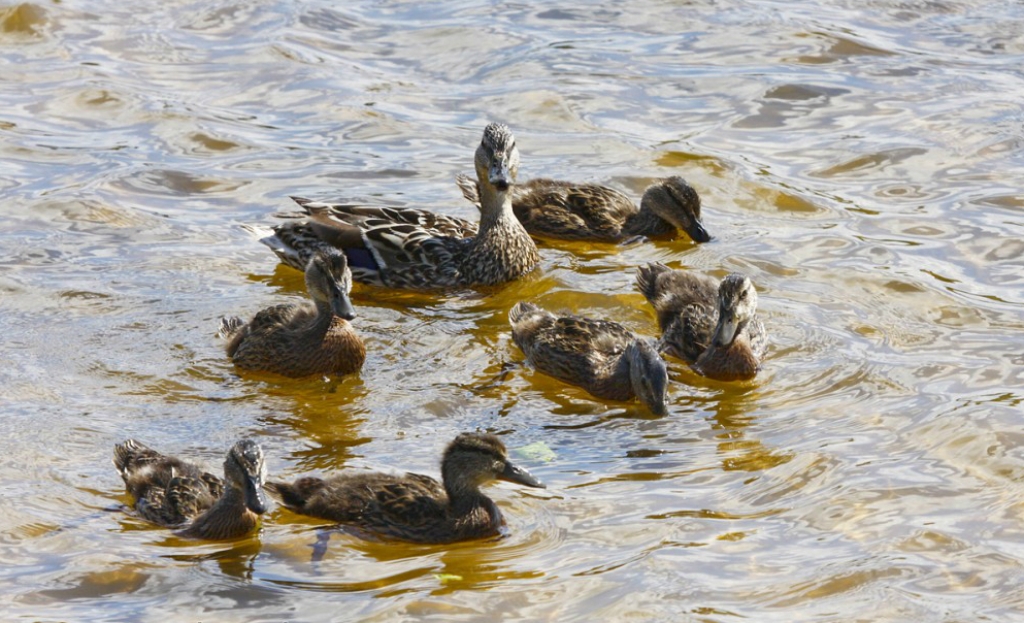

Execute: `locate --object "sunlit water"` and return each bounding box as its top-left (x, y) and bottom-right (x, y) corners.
top-left (2, 0), bottom-right (1023, 620)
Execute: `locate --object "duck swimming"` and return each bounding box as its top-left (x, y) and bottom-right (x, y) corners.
top-left (508, 301), bottom-right (669, 415)
top-left (265, 432), bottom-right (545, 544)
top-left (456, 174), bottom-right (710, 243)
top-left (220, 248), bottom-right (365, 378)
top-left (113, 438), bottom-right (268, 540)
top-left (253, 123), bottom-right (539, 290)
top-left (636, 262), bottom-right (767, 381)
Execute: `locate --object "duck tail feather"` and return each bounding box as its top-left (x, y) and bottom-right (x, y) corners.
top-left (635, 262), bottom-right (670, 301)
top-left (112, 439), bottom-right (148, 473)
top-left (265, 477), bottom-right (325, 510)
top-left (455, 174), bottom-right (481, 206)
top-left (508, 301), bottom-right (543, 326)
top-left (218, 316), bottom-right (246, 339)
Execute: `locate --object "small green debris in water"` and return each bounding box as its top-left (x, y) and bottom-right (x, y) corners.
top-left (514, 441), bottom-right (556, 463)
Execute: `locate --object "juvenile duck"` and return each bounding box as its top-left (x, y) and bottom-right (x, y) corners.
top-left (265, 432), bottom-right (545, 544)
top-left (220, 248), bottom-right (365, 378)
top-left (508, 301), bottom-right (669, 415)
top-left (113, 438), bottom-right (268, 540)
top-left (636, 262), bottom-right (767, 381)
top-left (456, 174), bottom-right (710, 243)
top-left (254, 123), bottom-right (539, 290)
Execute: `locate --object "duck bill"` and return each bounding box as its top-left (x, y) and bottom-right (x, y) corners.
top-left (488, 163), bottom-right (513, 192)
top-left (500, 461), bottom-right (545, 489)
top-left (330, 287), bottom-right (356, 321)
top-left (712, 313), bottom-right (740, 348)
top-left (647, 396), bottom-right (668, 416)
top-left (245, 474), bottom-right (269, 514)
top-left (685, 218), bottom-right (711, 243)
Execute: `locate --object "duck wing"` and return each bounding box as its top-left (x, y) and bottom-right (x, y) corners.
top-left (512, 179), bottom-right (635, 241)
top-left (636, 262), bottom-right (719, 330)
top-left (268, 472), bottom-right (446, 524)
top-left (518, 313), bottom-right (635, 385)
top-left (295, 199), bottom-right (476, 289)
top-left (224, 303), bottom-right (307, 359)
top-left (365, 473), bottom-right (450, 537)
top-left (240, 303), bottom-right (305, 334)
top-left (658, 302), bottom-right (716, 362)
top-left (113, 440), bottom-right (223, 527)
top-left (312, 203), bottom-right (478, 239)
top-left (459, 175), bottom-right (637, 241)
top-left (165, 475), bottom-right (222, 521)
top-left (745, 315), bottom-right (769, 360)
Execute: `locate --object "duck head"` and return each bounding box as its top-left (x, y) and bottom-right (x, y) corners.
top-left (711, 274), bottom-right (758, 349)
top-left (642, 177), bottom-right (711, 243)
top-left (442, 432), bottom-right (545, 495)
top-left (475, 123), bottom-right (520, 193)
top-left (306, 248), bottom-right (356, 320)
top-left (224, 439), bottom-right (268, 515)
top-left (627, 339), bottom-right (669, 415)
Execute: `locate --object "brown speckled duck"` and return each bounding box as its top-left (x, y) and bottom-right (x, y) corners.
top-left (508, 301), bottom-right (669, 415)
top-left (219, 248), bottom-right (365, 378)
top-left (265, 432), bottom-right (545, 544)
top-left (456, 174), bottom-right (710, 243)
top-left (250, 123), bottom-right (539, 290)
top-left (636, 262), bottom-right (767, 381)
top-left (113, 438), bottom-right (267, 540)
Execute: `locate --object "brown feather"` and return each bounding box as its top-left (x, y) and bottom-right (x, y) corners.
top-left (636, 263), bottom-right (767, 380)
top-left (266, 432), bottom-right (544, 544)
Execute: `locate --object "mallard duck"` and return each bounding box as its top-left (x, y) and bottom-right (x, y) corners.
top-left (508, 302), bottom-right (669, 415)
top-left (635, 262), bottom-right (767, 381)
top-left (456, 174), bottom-right (710, 243)
top-left (252, 123), bottom-right (539, 290)
top-left (113, 438), bottom-right (268, 540)
top-left (219, 248), bottom-right (365, 378)
top-left (265, 432), bottom-right (545, 544)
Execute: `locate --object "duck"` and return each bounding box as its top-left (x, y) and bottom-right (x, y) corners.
top-left (508, 301), bottom-right (669, 415)
top-left (113, 438), bottom-right (268, 540)
top-left (219, 247), bottom-right (365, 378)
top-left (265, 432), bottom-right (545, 544)
top-left (251, 123), bottom-right (539, 290)
top-left (456, 174), bottom-right (711, 243)
top-left (635, 262), bottom-right (767, 381)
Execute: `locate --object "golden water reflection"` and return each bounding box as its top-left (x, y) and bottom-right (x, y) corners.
top-left (2, 0), bottom-right (1024, 620)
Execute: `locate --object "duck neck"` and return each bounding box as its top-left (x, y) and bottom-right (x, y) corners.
top-left (625, 341), bottom-right (645, 399)
top-left (311, 299), bottom-right (340, 332)
top-left (444, 473), bottom-right (502, 536)
top-left (476, 183), bottom-right (520, 232)
top-left (463, 181), bottom-right (539, 284)
top-left (181, 485), bottom-right (256, 540)
top-left (623, 205), bottom-right (673, 237)
top-left (443, 469), bottom-right (485, 512)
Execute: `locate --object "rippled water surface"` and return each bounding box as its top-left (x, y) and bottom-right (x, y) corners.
top-left (2, 0), bottom-right (1023, 620)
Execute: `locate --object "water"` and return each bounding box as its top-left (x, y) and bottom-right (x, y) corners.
top-left (2, 0), bottom-right (1023, 620)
